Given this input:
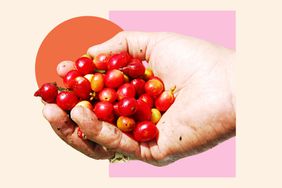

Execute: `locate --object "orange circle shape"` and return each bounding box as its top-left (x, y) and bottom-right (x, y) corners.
top-left (35, 16), bottom-right (123, 87)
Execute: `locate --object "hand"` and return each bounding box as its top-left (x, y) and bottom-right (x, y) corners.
top-left (43, 31), bottom-right (236, 166)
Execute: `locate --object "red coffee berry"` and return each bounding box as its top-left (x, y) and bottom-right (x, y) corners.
top-left (75, 57), bottom-right (95, 75)
top-left (56, 91), bottom-right (79, 111)
top-left (34, 83), bottom-right (58, 103)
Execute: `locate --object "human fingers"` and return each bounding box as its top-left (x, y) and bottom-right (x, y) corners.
top-left (43, 103), bottom-right (114, 159)
top-left (56, 60), bottom-right (76, 78)
top-left (87, 31), bottom-right (157, 60)
top-left (70, 106), bottom-right (141, 158)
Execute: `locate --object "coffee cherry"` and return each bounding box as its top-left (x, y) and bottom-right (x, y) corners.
top-left (93, 101), bottom-right (114, 122)
top-left (118, 97), bottom-right (138, 116)
top-left (131, 78), bottom-right (145, 96)
top-left (34, 83), bottom-right (58, 103)
top-left (117, 83), bottom-right (136, 101)
top-left (138, 93), bottom-right (154, 108)
top-left (63, 70), bottom-right (81, 88)
top-left (75, 100), bottom-right (93, 110)
top-left (93, 53), bottom-right (109, 70)
top-left (151, 108), bottom-right (161, 124)
top-left (117, 116), bottom-right (136, 132)
top-left (133, 99), bottom-right (152, 122)
top-left (120, 58), bottom-right (145, 78)
top-left (75, 57), bottom-right (95, 75)
top-left (133, 121), bottom-right (158, 142)
top-left (144, 77), bottom-right (164, 97)
top-left (98, 88), bottom-right (117, 103)
top-left (90, 73), bottom-right (104, 92)
top-left (155, 90), bottom-right (175, 112)
top-left (71, 76), bottom-right (92, 100)
top-left (56, 91), bottom-right (78, 111)
top-left (108, 52), bottom-right (129, 70)
top-left (104, 69), bottom-right (124, 89)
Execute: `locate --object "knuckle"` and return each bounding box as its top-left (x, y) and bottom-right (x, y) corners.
top-left (107, 129), bottom-right (122, 149)
top-left (98, 123), bottom-right (122, 150)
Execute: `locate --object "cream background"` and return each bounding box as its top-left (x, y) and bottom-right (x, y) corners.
top-left (0, 0), bottom-right (281, 187)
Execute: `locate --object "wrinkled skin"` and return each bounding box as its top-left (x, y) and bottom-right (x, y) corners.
top-left (43, 32), bottom-right (236, 166)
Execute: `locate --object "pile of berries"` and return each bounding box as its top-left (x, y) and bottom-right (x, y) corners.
top-left (34, 52), bottom-right (175, 142)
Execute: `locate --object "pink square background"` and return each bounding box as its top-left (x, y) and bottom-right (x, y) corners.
top-left (109, 11), bottom-right (236, 177)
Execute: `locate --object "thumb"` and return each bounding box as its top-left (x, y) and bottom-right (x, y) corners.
top-left (87, 31), bottom-right (154, 60)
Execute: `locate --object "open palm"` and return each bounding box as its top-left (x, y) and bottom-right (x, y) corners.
top-left (43, 32), bottom-right (235, 166)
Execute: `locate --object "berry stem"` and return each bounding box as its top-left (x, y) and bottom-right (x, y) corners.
top-left (170, 85), bottom-right (176, 94)
top-left (95, 69), bottom-right (106, 74)
top-left (34, 90), bottom-right (40, 96)
top-left (58, 86), bottom-right (69, 91)
top-left (89, 92), bottom-right (96, 101)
